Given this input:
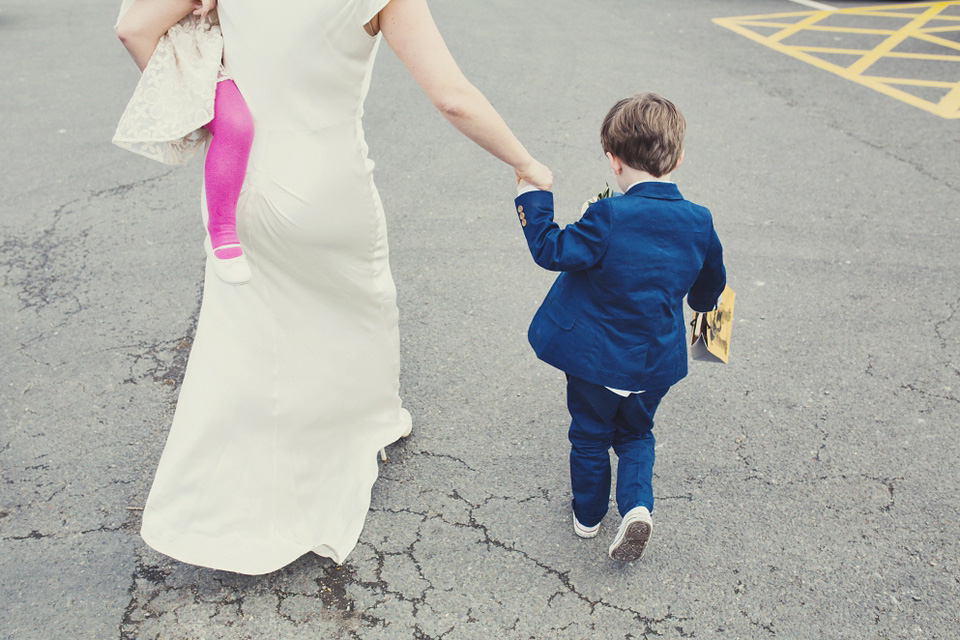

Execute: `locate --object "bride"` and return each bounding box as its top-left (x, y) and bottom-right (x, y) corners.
top-left (117, 0), bottom-right (552, 575)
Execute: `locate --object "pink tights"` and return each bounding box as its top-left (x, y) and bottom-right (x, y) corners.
top-left (204, 79), bottom-right (253, 261)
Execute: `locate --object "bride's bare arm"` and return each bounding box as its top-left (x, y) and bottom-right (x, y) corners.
top-left (378, 0), bottom-right (552, 189)
top-left (116, 0), bottom-right (207, 72)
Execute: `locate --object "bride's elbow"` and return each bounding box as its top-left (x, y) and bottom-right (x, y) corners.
top-left (115, 23), bottom-right (132, 43)
top-left (431, 84), bottom-right (475, 120)
top-left (115, 14), bottom-right (152, 46)
top-left (115, 22), bottom-right (143, 46)
top-left (435, 97), bottom-right (466, 120)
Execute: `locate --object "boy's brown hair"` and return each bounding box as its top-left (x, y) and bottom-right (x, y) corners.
top-left (600, 93), bottom-right (686, 178)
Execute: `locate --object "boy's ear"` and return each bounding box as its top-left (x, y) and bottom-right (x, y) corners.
top-left (606, 151), bottom-right (623, 176)
top-left (673, 150), bottom-right (685, 172)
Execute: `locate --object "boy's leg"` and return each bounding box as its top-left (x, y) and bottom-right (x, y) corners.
top-left (204, 79), bottom-right (254, 262)
top-left (612, 387), bottom-right (669, 516)
top-left (566, 375), bottom-right (621, 528)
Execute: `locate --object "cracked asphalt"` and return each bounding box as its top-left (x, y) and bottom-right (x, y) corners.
top-left (2, 0), bottom-right (959, 638)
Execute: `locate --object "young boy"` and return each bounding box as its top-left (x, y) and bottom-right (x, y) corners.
top-left (514, 93), bottom-right (725, 562)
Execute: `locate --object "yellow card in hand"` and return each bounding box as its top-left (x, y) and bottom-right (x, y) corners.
top-left (690, 286), bottom-right (735, 363)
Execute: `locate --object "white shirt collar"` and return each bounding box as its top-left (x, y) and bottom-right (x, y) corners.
top-left (625, 178), bottom-right (674, 191)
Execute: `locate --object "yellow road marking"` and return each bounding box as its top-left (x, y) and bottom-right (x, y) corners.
top-left (863, 75), bottom-right (957, 87)
top-left (914, 32), bottom-right (960, 50)
top-left (938, 81), bottom-right (960, 110)
top-left (714, 2), bottom-right (960, 118)
top-left (845, 5), bottom-right (944, 75)
top-left (738, 23), bottom-right (903, 36)
top-left (857, 10), bottom-right (960, 19)
top-left (770, 12), bottom-right (831, 42)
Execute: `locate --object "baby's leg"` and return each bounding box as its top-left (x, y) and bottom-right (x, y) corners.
top-left (204, 79), bottom-right (254, 262)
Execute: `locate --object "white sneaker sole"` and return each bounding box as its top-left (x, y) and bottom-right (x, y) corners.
top-left (609, 512), bottom-right (652, 562)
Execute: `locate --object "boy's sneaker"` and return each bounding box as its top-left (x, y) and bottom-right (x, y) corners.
top-left (573, 513), bottom-right (600, 539)
top-left (608, 506), bottom-right (653, 561)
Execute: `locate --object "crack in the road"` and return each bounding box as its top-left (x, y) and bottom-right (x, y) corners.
top-left (1, 171), bottom-right (177, 326)
top-left (4, 530), bottom-right (53, 541)
top-left (438, 488), bottom-right (689, 632)
top-left (404, 449), bottom-right (478, 473)
top-left (898, 383), bottom-right (959, 406)
top-left (812, 418), bottom-right (828, 464)
top-left (837, 130), bottom-right (960, 196)
top-left (862, 475), bottom-right (903, 513)
top-left (112, 293), bottom-right (201, 390)
top-left (1, 198), bottom-right (90, 315)
top-left (114, 478), bottom-right (691, 638)
top-left (91, 173), bottom-right (175, 200)
top-left (658, 494), bottom-right (694, 502)
top-left (744, 611), bottom-right (777, 636)
top-left (933, 297), bottom-right (960, 381)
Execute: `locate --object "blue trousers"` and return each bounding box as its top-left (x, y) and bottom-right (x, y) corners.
top-left (566, 375), bottom-right (669, 528)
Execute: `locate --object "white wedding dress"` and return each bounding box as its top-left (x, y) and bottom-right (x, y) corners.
top-left (139, 0), bottom-right (411, 574)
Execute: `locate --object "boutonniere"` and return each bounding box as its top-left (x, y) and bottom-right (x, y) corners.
top-left (581, 183), bottom-right (616, 214)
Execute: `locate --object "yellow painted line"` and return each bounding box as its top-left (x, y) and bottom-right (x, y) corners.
top-left (912, 31), bottom-right (960, 52)
top-left (851, 1), bottom-right (951, 10)
top-left (845, 4), bottom-right (946, 75)
top-left (862, 11), bottom-right (960, 20)
top-left (920, 25), bottom-right (960, 33)
top-left (856, 76), bottom-right (960, 117)
top-left (785, 25), bottom-right (901, 35)
top-left (714, 1), bottom-right (960, 118)
top-left (786, 45), bottom-right (960, 62)
top-left (788, 46), bottom-right (960, 62)
top-left (862, 75), bottom-right (958, 87)
top-left (858, 10), bottom-right (960, 19)
top-left (724, 10), bottom-right (827, 20)
top-left (804, 49), bottom-right (960, 61)
top-left (736, 20), bottom-right (823, 28)
top-left (770, 12), bottom-right (832, 42)
top-left (735, 20), bottom-right (900, 35)
top-left (792, 46), bottom-right (871, 54)
top-left (709, 24), bottom-right (863, 74)
top-left (937, 81), bottom-right (960, 112)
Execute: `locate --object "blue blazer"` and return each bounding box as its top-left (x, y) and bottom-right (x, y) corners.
top-left (515, 182), bottom-right (725, 390)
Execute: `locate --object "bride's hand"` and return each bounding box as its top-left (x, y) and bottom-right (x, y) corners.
top-left (193, 0), bottom-right (217, 18)
top-left (515, 159), bottom-right (553, 191)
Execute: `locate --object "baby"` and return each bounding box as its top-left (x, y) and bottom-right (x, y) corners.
top-left (115, 0), bottom-right (253, 284)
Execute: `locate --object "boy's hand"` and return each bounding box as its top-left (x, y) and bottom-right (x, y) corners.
top-left (193, 0), bottom-right (217, 18)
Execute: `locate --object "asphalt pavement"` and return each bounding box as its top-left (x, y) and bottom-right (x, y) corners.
top-left (2, 0), bottom-right (959, 638)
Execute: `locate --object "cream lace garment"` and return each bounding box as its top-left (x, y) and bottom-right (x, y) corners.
top-left (112, 2), bottom-right (224, 165)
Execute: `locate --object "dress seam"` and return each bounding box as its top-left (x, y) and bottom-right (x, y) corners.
top-left (356, 119), bottom-right (402, 442)
top-left (241, 187), bottom-right (283, 541)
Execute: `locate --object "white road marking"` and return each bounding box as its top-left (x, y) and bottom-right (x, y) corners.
top-left (785, 0), bottom-right (837, 10)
